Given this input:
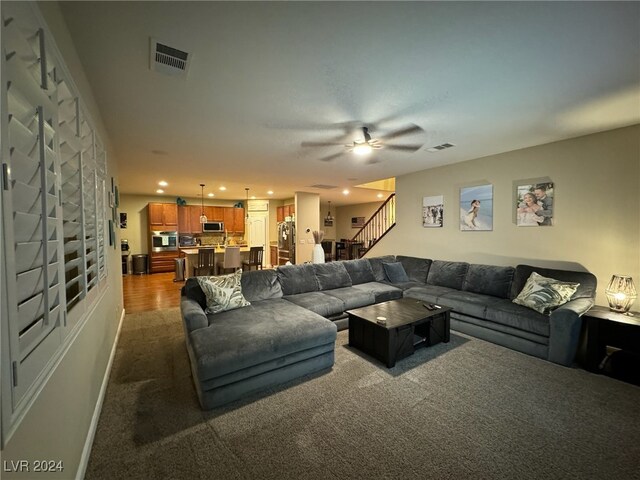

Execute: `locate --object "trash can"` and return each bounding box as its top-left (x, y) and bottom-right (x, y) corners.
top-left (132, 254), bottom-right (148, 275)
top-left (174, 257), bottom-right (185, 282)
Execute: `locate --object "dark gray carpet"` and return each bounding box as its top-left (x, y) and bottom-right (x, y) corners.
top-left (85, 308), bottom-right (640, 480)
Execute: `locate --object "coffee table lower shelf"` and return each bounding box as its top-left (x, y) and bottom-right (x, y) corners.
top-left (347, 299), bottom-right (451, 368)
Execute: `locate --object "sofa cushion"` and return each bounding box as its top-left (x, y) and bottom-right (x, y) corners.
top-left (283, 291), bottom-right (345, 317)
top-left (342, 258), bottom-right (376, 285)
top-left (383, 262), bottom-right (410, 283)
top-left (367, 256), bottom-right (397, 282)
top-left (241, 269), bottom-right (282, 302)
top-left (352, 281), bottom-right (403, 303)
top-left (463, 264), bottom-right (515, 299)
top-left (386, 281), bottom-right (425, 291)
top-left (511, 265), bottom-right (596, 300)
top-left (322, 286), bottom-right (375, 310)
top-left (313, 262), bottom-right (352, 290)
top-left (512, 272), bottom-right (580, 315)
top-left (404, 285), bottom-right (461, 304)
top-left (190, 298), bottom-right (336, 381)
top-left (277, 264), bottom-right (319, 295)
top-left (484, 298), bottom-right (550, 337)
top-left (197, 271), bottom-right (251, 314)
top-left (427, 260), bottom-right (469, 290)
top-left (397, 256), bottom-right (432, 283)
top-left (437, 290), bottom-right (504, 319)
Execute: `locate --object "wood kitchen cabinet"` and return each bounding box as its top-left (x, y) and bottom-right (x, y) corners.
top-left (233, 208), bottom-right (245, 233)
top-left (149, 250), bottom-right (179, 274)
top-left (178, 206), bottom-right (191, 233)
top-left (148, 203), bottom-right (178, 230)
top-left (270, 246), bottom-right (278, 266)
top-left (210, 207), bottom-right (224, 221)
top-left (223, 207), bottom-right (234, 231)
top-left (277, 206), bottom-right (284, 223)
top-left (189, 206), bottom-right (202, 233)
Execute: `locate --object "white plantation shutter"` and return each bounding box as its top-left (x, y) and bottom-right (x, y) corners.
top-left (1, 2), bottom-right (111, 432)
top-left (2, 6), bottom-right (65, 405)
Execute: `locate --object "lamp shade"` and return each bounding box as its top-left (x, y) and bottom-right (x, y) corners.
top-left (605, 275), bottom-right (637, 313)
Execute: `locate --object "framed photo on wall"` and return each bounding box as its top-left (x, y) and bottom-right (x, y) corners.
top-left (460, 184), bottom-right (493, 231)
top-left (423, 195), bottom-right (444, 227)
top-left (351, 216), bottom-right (365, 228)
top-left (515, 181), bottom-right (554, 226)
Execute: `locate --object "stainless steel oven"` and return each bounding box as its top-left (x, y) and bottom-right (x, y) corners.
top-left (151, 231), bottom-right (178, 252)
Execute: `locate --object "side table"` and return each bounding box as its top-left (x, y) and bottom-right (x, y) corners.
top-left (579, 305), bottom-right (640, 373)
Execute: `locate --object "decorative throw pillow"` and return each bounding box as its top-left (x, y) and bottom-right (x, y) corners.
top-left (383, 262), bottom-right (410, 283)
top-left (512, 272), bottom-right (580, 315)
top-left (197, 270), bottom-right (250, 314)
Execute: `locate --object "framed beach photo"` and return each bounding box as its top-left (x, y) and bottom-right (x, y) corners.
top-left (515, 181), bottom-right (554, 227)
top-left (423, 195), bottom-right (444, 228)
top-left (460, 184), bottom-right (493, 231)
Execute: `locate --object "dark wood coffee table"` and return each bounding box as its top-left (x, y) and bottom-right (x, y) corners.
top-left (347, 298), bottom-right (451, 368)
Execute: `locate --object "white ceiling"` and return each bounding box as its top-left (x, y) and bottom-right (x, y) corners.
top-left (58, 1), bottom-right (640, 206)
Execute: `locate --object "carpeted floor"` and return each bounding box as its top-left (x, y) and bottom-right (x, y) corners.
top-left (85, 308), bottom-right (640, 480)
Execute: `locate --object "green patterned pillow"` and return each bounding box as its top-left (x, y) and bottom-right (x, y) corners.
top-left (513, 272), bottom-right (580, 315)
top-left (196, 270), bottom-right (250, 314)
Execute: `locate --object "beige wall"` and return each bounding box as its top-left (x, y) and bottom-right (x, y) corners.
top-left (294, 192), bottom-right (320, 263)
top-left (370, 125), bottom-right (640, 306)
top-left (119, 194), bottom-right (237, 256)
top-left (2, 2), bottom-right (124, 478)
top-left (336, 201), bottom-right (384, 241)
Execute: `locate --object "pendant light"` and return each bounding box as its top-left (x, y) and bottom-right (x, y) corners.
top-left (199, 184), bottom-right (207, 223)
top-left (325, 200), bottom-right (334, 223)
top-left (245, 188), bottom-right (250, 219)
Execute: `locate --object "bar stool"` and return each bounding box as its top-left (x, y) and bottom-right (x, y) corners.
top-left (242, 246), bottom-right (264, 271)
top-left (194, 248), bottom-right (216, 276)
top-left (216, 247), bottom-right (242, 274)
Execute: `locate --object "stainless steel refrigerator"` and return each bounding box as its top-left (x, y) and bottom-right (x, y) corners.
top-left (277, 221), bottom-right (296, 265)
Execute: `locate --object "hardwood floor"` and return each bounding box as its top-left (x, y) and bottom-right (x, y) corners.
top-left (122, 272), bottom-right (183, 313)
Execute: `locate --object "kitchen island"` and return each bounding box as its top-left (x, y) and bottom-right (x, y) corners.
top-left (181, 246), bottom-right (251, 279)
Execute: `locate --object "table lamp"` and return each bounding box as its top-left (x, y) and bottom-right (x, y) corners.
top-left (605, 275), bottom-right (637, 314)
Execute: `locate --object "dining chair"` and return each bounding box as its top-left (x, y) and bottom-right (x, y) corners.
top-left (216, 246), bottom-right (242, 274)
top-left (335, 242), bottom-right (347, 261)
top-left (242, 246), bottom-right (264, 271)
top-left (194, 248), bottom-right (216, 276)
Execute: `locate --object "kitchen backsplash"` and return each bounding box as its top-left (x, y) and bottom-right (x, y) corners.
top-left (197, 233), bottom-right (246, 246)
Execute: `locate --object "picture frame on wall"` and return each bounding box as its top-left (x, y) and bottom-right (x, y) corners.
top-left (423, 195), bottom-right (444, 228)
top-left (351, 216), bottom-right (365, 228)
top-left (515, 181), bottom-right (554, 226)
top-left (460, 184), bottom-right (493, 231)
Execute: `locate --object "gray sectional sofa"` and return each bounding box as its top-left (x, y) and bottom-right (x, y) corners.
top-left (181, 255), bottom-right (596, 409)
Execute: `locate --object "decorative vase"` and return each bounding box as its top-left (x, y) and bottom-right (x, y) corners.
top-left (312, 244), bottom-right (325, 264)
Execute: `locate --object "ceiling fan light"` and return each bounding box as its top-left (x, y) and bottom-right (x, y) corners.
top-left (353, 142), bottom-right (373, 155)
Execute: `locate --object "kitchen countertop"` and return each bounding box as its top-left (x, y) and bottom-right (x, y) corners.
top-left (181, 246), bottom-right (251, 255)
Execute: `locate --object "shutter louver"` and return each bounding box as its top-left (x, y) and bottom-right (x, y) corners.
top-left (81, 115), bottom-right (97, 291)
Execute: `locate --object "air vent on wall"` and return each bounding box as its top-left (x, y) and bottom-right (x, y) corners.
top-left (308, 184), bottom-right (338, 190)
top-left (427, 142), bottom-right (455, 152)
top-left (150, 38), bottom-right (192, 76)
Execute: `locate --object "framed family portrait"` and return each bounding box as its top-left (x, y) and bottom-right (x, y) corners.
top-left (422, 195), bottom-right (444, 228)
top-left (460, 184), bottom-right (493, 231)
top-left (515, 181), bottom-right (554, 227)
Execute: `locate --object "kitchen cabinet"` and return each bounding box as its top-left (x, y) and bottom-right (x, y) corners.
top-left (211, 207), bottom-right (224, 221)
top-left (277, 204), bottom-right (295, 223)
top-left (178, 206), bottom-right (191, 233)
top-left (148, 203), bottom-right (178, 230)
top-left (277, 206), bottom-right (284, 223)
top-left (149, 250), bottom-right (179, 274)
top-left (270, 246), bottom-right (278, 266)
top-left (223, 208), bottom-right (235, 232)
top-left (234, 208), bottom-right (245, 233)
top-left (190, 206), bottom-right (203, 233)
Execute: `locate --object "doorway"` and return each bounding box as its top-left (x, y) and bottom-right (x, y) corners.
top-left (247, 213), bottom-right (268, 268)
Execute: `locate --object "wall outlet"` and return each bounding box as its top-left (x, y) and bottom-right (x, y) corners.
top-left (299, 239), bottom-right (306, 244)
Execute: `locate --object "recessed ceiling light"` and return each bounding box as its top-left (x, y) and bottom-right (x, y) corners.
top-left (158, 180), bottom-right (168, 187)
top-left (251, 196), bottom-right (256, 200)
top-left (219, 186), bottom-right (226, 191)
top-left (342, 189), bottom-right (349, 195)
top-left (377, 193), bottom-right (383, 198)
top-left (267, 191), bottom-right (274, 195)
top-left (156, 189), bottom-right (164, 194)
top-left (207, 193), bottom-right (214, 197)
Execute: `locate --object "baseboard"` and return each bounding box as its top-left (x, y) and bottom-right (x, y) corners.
top-left (75, 307), bottom-right (126, 480)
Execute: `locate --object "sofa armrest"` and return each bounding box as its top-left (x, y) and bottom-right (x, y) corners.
top-left (548, 297), bottom-right (594, 366)
top-left (181, 297), bottom-right (209, 333)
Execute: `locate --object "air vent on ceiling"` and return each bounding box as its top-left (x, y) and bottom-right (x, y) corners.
top-left (309, 184), bottom-right (338, 190)
top-left (427, 142), bottom-right (455, 152)
top-left (150, 38), bottom-right (191, 76)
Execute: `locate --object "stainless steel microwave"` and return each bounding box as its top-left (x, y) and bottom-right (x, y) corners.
top-left (202, 221), bottom-right (225, 233)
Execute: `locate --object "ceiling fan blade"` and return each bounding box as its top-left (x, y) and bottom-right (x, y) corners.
top-left (301, 141), bottom-right (345, 147)
top-left (385, 144), bottom-right (423, 152)
top-left (319, 152), bottom-right (345, 162)
top-left (378, 124), bottom-right (424, 141)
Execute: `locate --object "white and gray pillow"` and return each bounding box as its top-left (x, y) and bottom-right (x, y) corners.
top-left (197, 270), bottom-right (250, 314)
top-left (512, 272), bottom-right (579, 315)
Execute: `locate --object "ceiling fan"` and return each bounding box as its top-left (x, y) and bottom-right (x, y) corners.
top-left (301, 124), bottom-right (425, 162)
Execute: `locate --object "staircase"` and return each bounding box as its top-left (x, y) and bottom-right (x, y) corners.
top-left (350, 194), bottom-right (396, 257)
